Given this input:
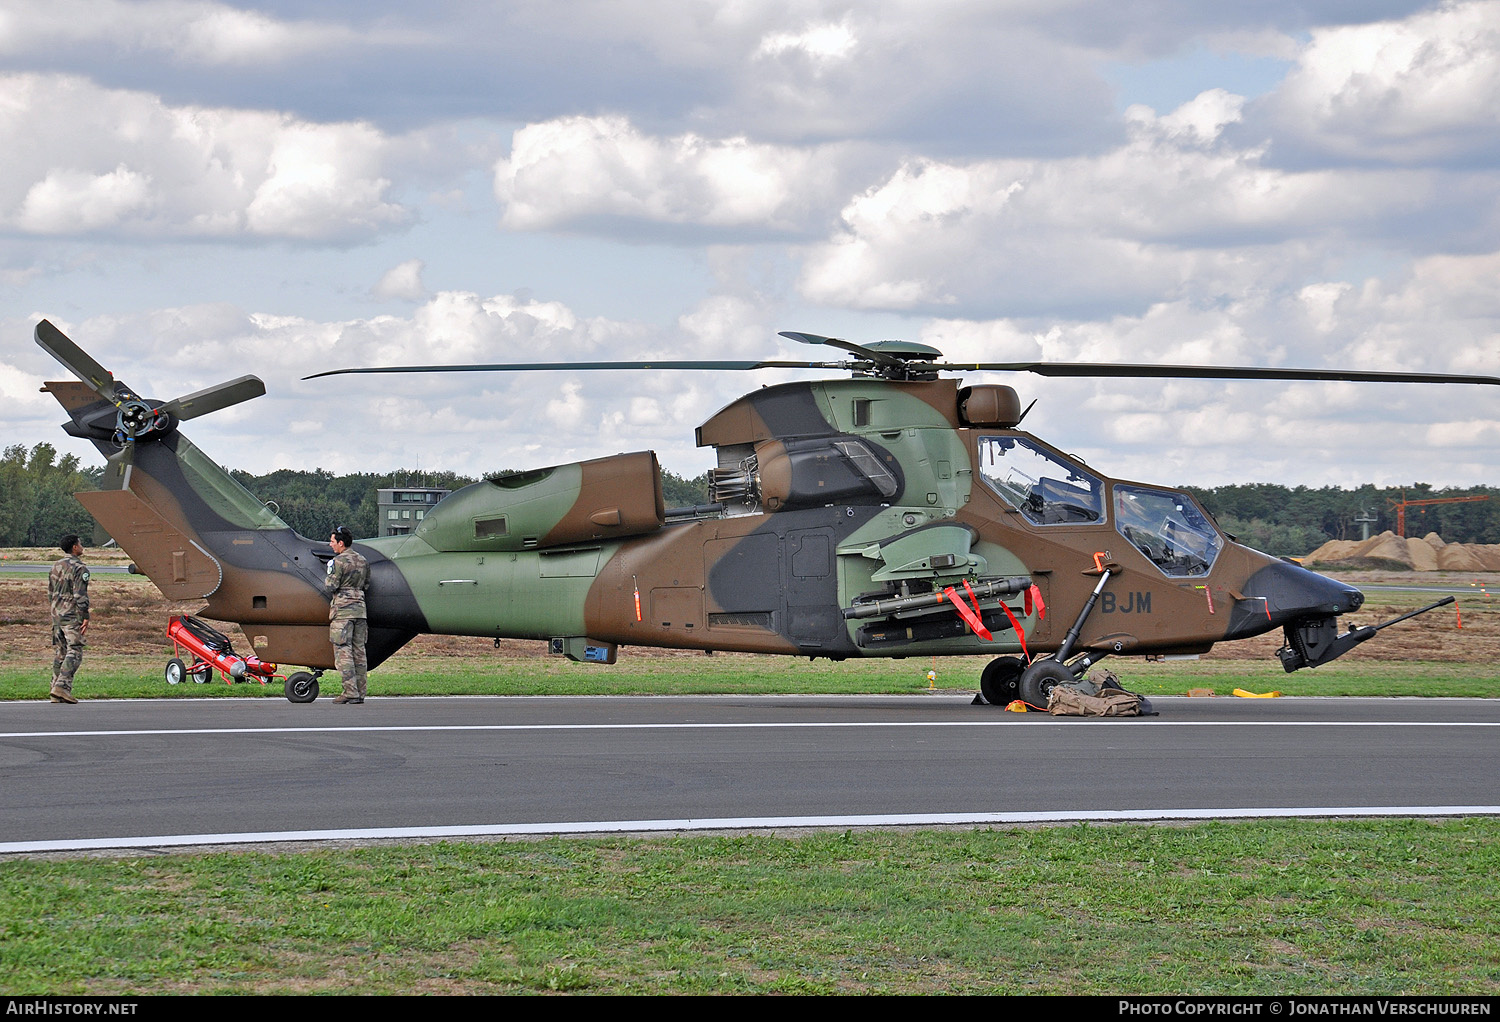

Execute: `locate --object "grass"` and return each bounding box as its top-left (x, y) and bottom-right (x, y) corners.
top-left (2, 653), bottom-right (1498, 700)
top-left (3, 648), bottom-right (1499, 700)
top-left (5, 557), bottom-right (1497, 996)
top-left (1, 819), bottom-right (1496, 995)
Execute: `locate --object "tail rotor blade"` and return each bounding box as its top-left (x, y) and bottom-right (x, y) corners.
top-left (160, 376), bottom-right (266, 420)
top-left (35, 320), bottom-right (116, 399)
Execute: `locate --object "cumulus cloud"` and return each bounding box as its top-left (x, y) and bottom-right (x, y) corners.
top-left (493, 115), bottom-right (854, 236)
top-left (15, 295), bottom-right (743, 476)
top-left (0, 1), bottom-right (1437, 150)
top-left (915, 248), bottom-right (1500, 487)
top-left (0, 356), bottom-right (61, 444)
top-left (8, 1), bottom-right (1500, 492)
top-left (754, 14), bottom-right (858, 64)
top-left (373, 259), bottom-right (427, 301)
top-left (0, 0), bottom-right (352, 66)
top-left (17, 164), bottom-right (154, 234)
top-left (796, 85), bottom-right (1500, 317)
top-left (1253, 0), bottom-right (1500, 165)
top-left (0, 73), bottom-right (409, 240)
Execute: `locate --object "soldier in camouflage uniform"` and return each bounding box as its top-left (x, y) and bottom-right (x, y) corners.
top-left (326, 525), bottom-right (370, 704)
top-left (48, 534), bottom-right (89, 703)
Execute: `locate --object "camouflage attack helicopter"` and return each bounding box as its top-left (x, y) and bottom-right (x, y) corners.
top-left (36, 320), bottom-right (1493, 703)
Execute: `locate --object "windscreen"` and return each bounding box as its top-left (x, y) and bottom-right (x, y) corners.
top-left (1114, 484), bottom-right (1222, 577)
top-left (977, 436), bottom-right (1104, 526)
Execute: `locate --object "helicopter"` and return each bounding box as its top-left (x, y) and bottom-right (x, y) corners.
top-left (35, 319), bottom-right (1494, 704)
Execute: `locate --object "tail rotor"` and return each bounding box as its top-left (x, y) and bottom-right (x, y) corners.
top-left (35, 319), bottom-right (268, 541)
top-left (36, 319), bottom-right (265, 454)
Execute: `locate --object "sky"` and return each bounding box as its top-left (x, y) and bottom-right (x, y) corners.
top-left (2, 0), bottom-right (1498, 490)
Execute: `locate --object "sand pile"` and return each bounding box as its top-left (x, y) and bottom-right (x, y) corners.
top-left (1306, 531), bottom-right (1500, 570)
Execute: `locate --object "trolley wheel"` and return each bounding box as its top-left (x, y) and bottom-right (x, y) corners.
top-left (165, 658), bottom-right (186, 685)
top-left (285, 671), bottom-right (319, 704)
top-left (190, 664), bottom-right (212, 684)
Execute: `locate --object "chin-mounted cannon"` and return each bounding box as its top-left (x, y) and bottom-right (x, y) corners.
top-left (1277, 595), bottom-right (1456, 672)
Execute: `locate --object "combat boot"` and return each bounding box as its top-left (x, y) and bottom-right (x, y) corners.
top-left (50, 687), bottom-right (77, 704)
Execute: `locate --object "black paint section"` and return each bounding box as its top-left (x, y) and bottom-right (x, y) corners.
top-left (1225, 558), bottom-right (1365, 640)
top-left (707, 504), bottom-right (886, 655)
top-left (746, 382), bottom-right (839, 440)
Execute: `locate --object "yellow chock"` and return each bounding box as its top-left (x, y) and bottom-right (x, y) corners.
top-left (1233, 688), bottom-right (1282, 698)
top-left (1004, 699), bottom-right (1029, 712)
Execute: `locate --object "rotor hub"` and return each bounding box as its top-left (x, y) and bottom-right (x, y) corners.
top-left (854, 340), bottom-right (944, 381)
top-left (114, 397), bottom-right (170, 441)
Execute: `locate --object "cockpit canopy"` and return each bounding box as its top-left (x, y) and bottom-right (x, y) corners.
top-left (1114, 484), bottom-right (1222, 578)
top-left (977, 436), bottom-right (1104, 526)
top-left (977, 434), bottom-right (1222, 577)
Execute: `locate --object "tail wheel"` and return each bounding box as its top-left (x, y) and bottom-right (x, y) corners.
top-left (284, 671), bottom-right (319, 704)
top-left (979, 656), bottom-right (1025, 705)
top-left (1018, 659), bottom-right (1076, 708)
top-left (165, 658), bottom-right (185, 685)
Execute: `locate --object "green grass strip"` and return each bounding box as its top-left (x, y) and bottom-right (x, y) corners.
top-left (4, 654), bottom-right (1498, 699)
top-left (1, 819), bottom-right (1497, 995)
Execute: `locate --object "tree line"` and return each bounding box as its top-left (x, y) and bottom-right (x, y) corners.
top-left (3, 440), bottom-right (1497, 558)
top-left (1184, 482), bottom-right (1500, 556)
top-left (0, 444), bottom-right (102, 547)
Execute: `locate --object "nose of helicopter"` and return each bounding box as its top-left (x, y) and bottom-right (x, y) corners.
top-left (1225, 559), bottom-right (1364, 640)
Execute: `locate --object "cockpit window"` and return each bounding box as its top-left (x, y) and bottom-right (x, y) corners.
top-left (1115, 485), bottom-right (1222, 577)
top-left (978, 436), bottom-right (1104, 526)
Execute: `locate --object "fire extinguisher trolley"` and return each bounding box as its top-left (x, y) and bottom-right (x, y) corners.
top-left (164, 614), bottom-right (322, 702)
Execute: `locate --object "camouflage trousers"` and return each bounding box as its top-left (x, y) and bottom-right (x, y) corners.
top-left (330, 618), bottom-right (369, 698)
top-left (51, 618), bottom-right (85, 694)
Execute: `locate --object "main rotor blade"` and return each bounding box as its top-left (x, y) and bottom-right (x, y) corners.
top-left (304, 359), bottom-right (842, 380)
top-left (778, 331), bottom-right (905, 367)
top-left (35, 319), bottom-right (116, 399)
top-left (936, 361), bottom-right (1500, 386)
top-left (160, 376), bottom-right (266, 419)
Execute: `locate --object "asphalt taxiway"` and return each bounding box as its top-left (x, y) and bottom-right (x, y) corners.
top-left (1, 695), bottom-right (1496, 853)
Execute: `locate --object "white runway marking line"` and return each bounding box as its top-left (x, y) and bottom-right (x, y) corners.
top-left (3, 806), bottom-right (1498, 854)
top-left (1, 719), bottom-right (1498, 740)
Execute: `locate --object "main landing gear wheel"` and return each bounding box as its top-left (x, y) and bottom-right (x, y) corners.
top-left (979, 656), bottom-right (1025, 705)
top-left (165, 658), bottom-right (185, 685)
top-left (284, 671), bottom-right (319, 703)
top-left (1018, 659), bottom-right (1075, 708)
